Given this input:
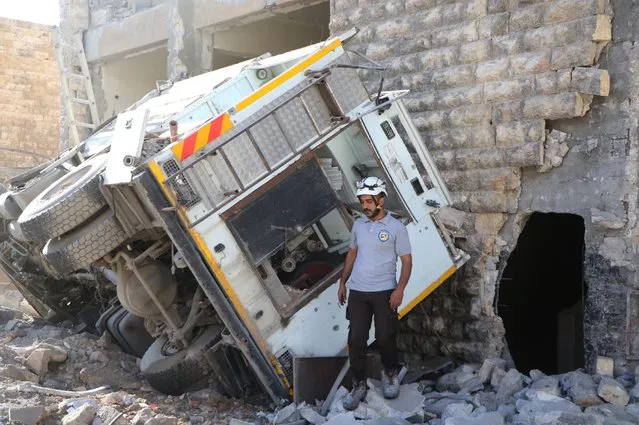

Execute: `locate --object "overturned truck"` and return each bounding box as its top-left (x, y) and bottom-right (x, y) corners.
top-left (0, 30), bottom-right (468, 401)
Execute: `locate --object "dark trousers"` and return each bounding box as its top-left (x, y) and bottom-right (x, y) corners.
top-left (347, 289), bottom-right (400, 382)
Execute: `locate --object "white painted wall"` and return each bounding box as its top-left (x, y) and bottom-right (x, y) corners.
top-left (99, 46), bottom-right (168, 119)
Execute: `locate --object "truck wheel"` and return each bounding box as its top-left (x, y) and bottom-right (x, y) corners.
top-left (18, 154), bottom-right (108, 241)
top-left (42, 209), bottom-right (128, 277)
top-left (140, 325), bottom-right (224, 395)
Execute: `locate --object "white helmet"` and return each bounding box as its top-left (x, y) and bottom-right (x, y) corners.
top-left (355, 176), bottom-right (387, 197)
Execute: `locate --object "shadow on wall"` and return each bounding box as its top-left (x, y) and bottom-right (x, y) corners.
top-left (498, 212), bottom-right (585, 375)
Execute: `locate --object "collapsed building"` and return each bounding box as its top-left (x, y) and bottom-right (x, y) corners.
top-left (55, 0), bottom-right (639, 378)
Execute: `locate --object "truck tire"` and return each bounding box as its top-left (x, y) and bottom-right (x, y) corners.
top-left (42, 209), bottom-right (127, 277)
top-left (18, 154), bottom-right (108, 241)
top-left (140, 325), bottom-right (224, 395)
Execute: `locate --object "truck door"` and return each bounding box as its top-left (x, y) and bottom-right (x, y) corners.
top-left (360, 102), bottom-right (462, 317)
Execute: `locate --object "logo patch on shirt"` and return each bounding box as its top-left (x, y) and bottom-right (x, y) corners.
top-left (378, 230), bottom-right (390, 242)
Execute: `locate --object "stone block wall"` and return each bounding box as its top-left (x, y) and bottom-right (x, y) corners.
top-left (330, 0), bottom-right (620, 367)
top-left (0, 18), bottom-right (60, 180)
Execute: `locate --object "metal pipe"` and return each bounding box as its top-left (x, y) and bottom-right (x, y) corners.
top-left (97, 267), bottom-right (119, 286)
top-left (169, 120), bottom-right (178, 142)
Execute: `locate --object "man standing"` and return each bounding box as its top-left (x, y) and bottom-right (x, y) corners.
top-left (338, 176), bottom-right (413, 410)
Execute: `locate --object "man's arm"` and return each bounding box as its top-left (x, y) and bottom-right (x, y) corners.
top-left (390, 224), bottom-right (412, 310)
top-left (396, 254), bottom-right (412, 292)
top-left (340, 248), bottom-right (358, 285)
top-left (338, 247), bottom-right (357, 305)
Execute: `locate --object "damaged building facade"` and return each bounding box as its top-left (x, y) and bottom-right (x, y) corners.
top-left (57, 0), bottom-right (639, 377)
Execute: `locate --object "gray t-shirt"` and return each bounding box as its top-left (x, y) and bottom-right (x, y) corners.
top-left (347, 213), bottom-right (412, 292)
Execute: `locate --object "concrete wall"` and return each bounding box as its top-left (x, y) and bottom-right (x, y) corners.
top-left (98, 47), bottom-right (168, 120)
top-left (330, 0), bottom-right (639, 371)
top-left (0, 18), bottom-right (60, 179)
top-left (61, 0), bottom-right (329, 119)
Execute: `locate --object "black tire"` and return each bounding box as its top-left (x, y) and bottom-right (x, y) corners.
top-left (18, 154), bottom-right (108, 241)
top-left (140, 325), bottom-right (224, 395)
top-left (42, 209), bottom-right (128, 277)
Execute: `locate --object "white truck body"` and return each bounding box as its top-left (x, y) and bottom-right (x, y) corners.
top-left (0, 30), bottom-right (467, 401)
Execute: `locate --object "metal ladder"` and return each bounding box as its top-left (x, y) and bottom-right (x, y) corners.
top-left (162, 66), bottom-right (369, 227)
top-left (53, 29), bottom-right (100, 147)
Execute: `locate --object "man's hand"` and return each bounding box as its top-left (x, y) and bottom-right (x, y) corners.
top-left (389, 287), bottom-right (404, 310)
top-left (338, 283), bottom-right (347, 306)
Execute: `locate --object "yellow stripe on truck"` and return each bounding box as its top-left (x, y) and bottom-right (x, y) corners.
top-left (398, 265), bottom-right (457, 319)
top-left (147, 160), bottom-right (292, 393)
top-left (234, 38), bottom-right (343, 113)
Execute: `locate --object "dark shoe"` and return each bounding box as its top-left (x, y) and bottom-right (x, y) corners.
top-left (381, 368), bottom-right (400, 399)
top-left (343, 379), bottom-right (367, 410)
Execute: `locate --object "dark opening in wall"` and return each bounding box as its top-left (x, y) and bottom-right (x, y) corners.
top-left (498, 212), bottom-right (585, 375)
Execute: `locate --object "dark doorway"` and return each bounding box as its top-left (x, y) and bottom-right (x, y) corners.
top-left (497, 212), bottom-right (585, 375)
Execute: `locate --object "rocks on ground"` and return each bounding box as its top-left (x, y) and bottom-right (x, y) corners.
top-left (0, 307), bottom-right (260, 425)
top-left (2, 307), bottom-right (639, 425)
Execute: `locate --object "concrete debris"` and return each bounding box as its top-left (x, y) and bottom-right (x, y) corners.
top-left (595, 357), bottom-right (615, 377)
top-left (4, 314), bottom-right (639, 425)
top-left (597, 377), bottom-right (630, 406)
top-left (441, 402), bottom-right (473, 419)
top-left (300, 405), bottom-right (328, 424)
top-left (530, 376), bottom-right (560, 396)
top-left (25, 343), bottom-right (69, 376)
top-left (443, 412), bottom-right (504, 425)
top-left (61, 403), bottom-right (97, 425)
top-left (145, 415), bottom-right (179, 425)
top-left (491, 368), bottom-right (507, 388)
top-left (478, 358), bottom-right (506, 384)
top-left (274, 403), bottom-right (300, 424)
top-left (496, 369), bottom-right (523, 400)
top-left (534, 411), bottom-right (604, 425)
top-left (528, 370), bottom-right (546, 381)
top-left (0, 363), bottom-right (39, 382)
top-left (8, 405), bottom-right (46, 425)
top-left (132, 408), bottom-right (155, 425)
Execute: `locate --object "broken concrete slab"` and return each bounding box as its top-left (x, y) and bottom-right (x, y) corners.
top-left (132, 408), bottom-right (155, 425)
top-left (496, 404), bottom-right (516, 421)
top-left (61, 403), bottom-right (97, 425)
top-left (299, 406), bottom-right (327, 425)
top-left (0, 364), bottom-right (39, 382)
top-left (530, 376), bottom-right (560, 397)
top-left (529, 370), bottom-right (546, 381)
top-left (478, 358), bottom-right (506, 384)
top-left (496, 369), bottom-right (523, 400)
top-left (366, 383), bottom-right (424, 418)
top-left (596, 357), bottom-right (614, 377)
top-left (569, 385), bottom-right (604, 408)
top-left (274, 403), bottom-right (300, 424)
top-left (441, 402), bottom-right (473, 420)
top-left (8, 406), bottom-right (46, 425)
top-left (598, 377), bottom-right (630, 406)
top-left (516, 392), bottom-right (581, 419)
top-left (367, 417), bottom-right (413, 425)
top-left (490, 368), bottom-right (507, 388)
top-left (322, 412), bottom-right (359, 425)
top-left (443, 412), bottom-right (504, 425)
top-left (145, 415), bottom-right (179, 425)
top-left (534, 411), bottom-right (604, 425)
top-left (26, 344), bottom-right (69, 376)
top-left (585, 404), bottom-right (637, 422)
top-left (473, 392), bottom-right (497, 412)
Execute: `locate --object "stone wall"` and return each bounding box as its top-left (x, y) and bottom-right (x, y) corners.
top-left (330, 0), bottom-right (628, 369)
top-left (0, 18), bottom-right (60, 180)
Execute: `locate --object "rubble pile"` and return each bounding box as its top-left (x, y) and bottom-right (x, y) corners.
top-left (2, 305), bottom-right (639, 425)
top-left (0, 308), bottom-right (260, 425)
top-left (264, 359), bottom-right (639, 425)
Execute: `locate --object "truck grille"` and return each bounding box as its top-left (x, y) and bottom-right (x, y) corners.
top-left (277, 349), bottom-right (294, 386)
top-left (162, 159), bottom-right (200, 208)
